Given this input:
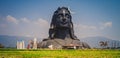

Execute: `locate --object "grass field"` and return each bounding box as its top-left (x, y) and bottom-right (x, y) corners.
top-left (0, 49), bottom-right (120, 58)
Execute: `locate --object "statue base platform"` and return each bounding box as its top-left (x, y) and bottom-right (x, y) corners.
top-left (38, 38), bottom-right (90, 49)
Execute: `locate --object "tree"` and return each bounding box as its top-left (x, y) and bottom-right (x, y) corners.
top-left (0, 43), bottom-right (4, 48)
top-left (99, 41), bottom-right (108, 49)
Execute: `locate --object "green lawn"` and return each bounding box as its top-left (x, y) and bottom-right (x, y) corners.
top-left (0, 49), bottom-right (120, 58)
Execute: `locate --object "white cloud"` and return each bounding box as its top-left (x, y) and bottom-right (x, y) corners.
top-left (19, 18), bottom-right (49, 38)
top-left (100, 22), bottom-right (112, 30)
top-left (104, 22), bottom-right (112, 27)
top-left (74, 21), bottom-right (113, 38)
top-left (74, 24), bottom-right (98, 38)
top-left (20, 18), bottom-right (49, 38)
top-left (21, 18), bottom-right (30, 23)
top-left (1, 15), bottom-right (50, 38)
top-left (74, 24), bottom-right (97, 30)
top-left (34, 18), bottom-right (49, 26)
top-left (6, 15), bottom-right (19, 24)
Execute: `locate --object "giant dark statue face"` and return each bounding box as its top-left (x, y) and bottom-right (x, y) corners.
top-left (49, 7), bottom-right (77, 39)
top-left (55, 7), bottom-right (72, 28)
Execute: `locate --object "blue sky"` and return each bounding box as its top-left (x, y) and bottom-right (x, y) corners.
top-left (0, 0), bottom-right (120, 40)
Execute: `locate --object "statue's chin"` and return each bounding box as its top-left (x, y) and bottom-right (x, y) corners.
top-left (57, 23), bottom-right (69, 28)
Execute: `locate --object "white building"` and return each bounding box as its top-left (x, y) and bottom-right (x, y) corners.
top-left (17, 40), bottom-right (25, 49)
top-left (33, 38), bottom-right (37, 49)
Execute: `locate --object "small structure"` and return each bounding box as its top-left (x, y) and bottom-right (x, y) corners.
top-left (27, 40), bottom-right (33, 49)
top-left (33, 38), bottom-right (37, 49)
top-left (48, 44), bottom-right (53, 50)
top-left (17, 40), bottom-right (25, 49)
top-left (27, 38), bottom-right (37, 49)
top-left (62, 44), bottom-right (80, 49)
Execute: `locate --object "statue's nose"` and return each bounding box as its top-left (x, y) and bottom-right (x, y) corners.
top-left (62, 15), bottom-right (66, 22)
top-left (63, 18), bottom-right (66, 22)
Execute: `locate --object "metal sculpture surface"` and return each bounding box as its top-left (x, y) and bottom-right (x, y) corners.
top-left (49, 7), bottom-right (78, 40)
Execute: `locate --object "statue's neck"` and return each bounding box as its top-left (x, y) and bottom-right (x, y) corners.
top-left (54, 28), bottom-right (71, 39)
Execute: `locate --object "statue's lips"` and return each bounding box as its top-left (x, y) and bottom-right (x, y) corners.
top-left (61, 21), bottom-right (67, 24)
top-left (58, 22), bottom-right (69, 28)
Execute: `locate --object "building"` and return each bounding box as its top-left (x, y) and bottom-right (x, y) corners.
top-left (33, 38), bottom-right (37, 49)
top-left (17, 40), bottom-right (25, 49)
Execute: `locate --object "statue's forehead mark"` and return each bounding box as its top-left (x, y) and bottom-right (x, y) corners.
top-left (58, 9), bottom-right (69, 15)
top-left (62, 10), bottom-right (66, 14)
